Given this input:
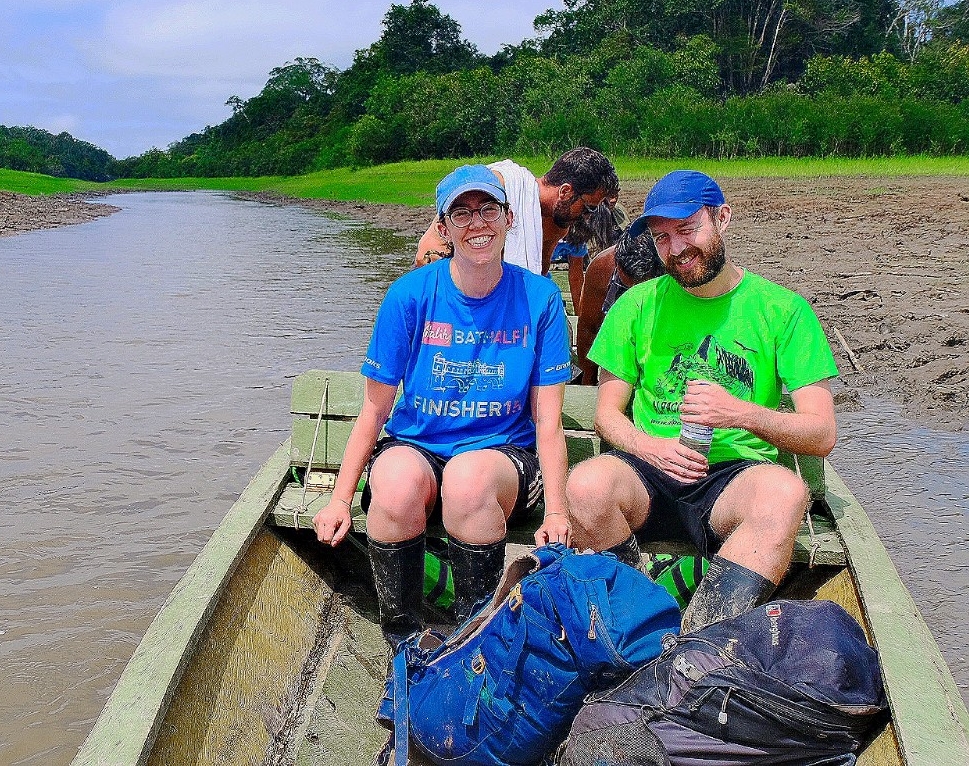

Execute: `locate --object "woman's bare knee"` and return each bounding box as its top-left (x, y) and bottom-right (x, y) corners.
top-left (368, 448), bottom-right (435, 525)
top-left (441, 450), bottom-right (518, 512)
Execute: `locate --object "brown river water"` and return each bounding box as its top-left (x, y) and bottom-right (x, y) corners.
top-left (0, 192), bottom-right (965, 764)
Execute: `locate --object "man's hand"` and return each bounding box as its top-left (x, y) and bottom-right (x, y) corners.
top-left (415, 220), bottom-right (453, 268)
top-left (637, 435), bottom-right (709, 483)
top-left (414, 248), bottom-right (450, 267)
top-left (679, 379), bottom-right (747, 429)
top-left (596, 372), bottom-right (709, 481)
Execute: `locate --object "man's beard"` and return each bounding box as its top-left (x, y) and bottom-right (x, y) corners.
top-left (552, 197), bottom-right (578, 228)
top-left (667, 232), bottom-right (726, 288)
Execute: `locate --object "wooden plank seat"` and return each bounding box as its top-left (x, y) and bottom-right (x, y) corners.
top-left (271, 370), bottom-right (844, 565)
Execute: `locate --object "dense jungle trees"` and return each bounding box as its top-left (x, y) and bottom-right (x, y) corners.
top-left (0, 126), bottom-right (114, 181)
top-left (6, 0), bottom-right (969, 179)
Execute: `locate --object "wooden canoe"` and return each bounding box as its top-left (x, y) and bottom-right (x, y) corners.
top-left (71, 369), bottom-right (969, 766)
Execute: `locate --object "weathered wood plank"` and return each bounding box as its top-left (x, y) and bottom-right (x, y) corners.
top-left (271, 481), bottom-right (842, 564)
top-left (825, 462), bottom-right (969, 766)
top-left (291, 417), bottom-right (356, 469)
top-left (293, 598), bottom-right (388, 765)
top-left (291, 370), bottom-right (369, 417)
top-left (811, 569), bottom-right (902, 766)
top-left (561, 381), bottom-right (597, 430)
top-left (71, 442), bottom-right (292, 766)
top-left (293, 369), bottom-right (596, 429)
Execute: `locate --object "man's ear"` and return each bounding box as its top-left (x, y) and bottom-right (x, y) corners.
top-left (556, 182), bottom-right (574, 202)
top-left (435, 220), bottom-right (449, 241)
top-left (716, 204), bottom-right (732, 232)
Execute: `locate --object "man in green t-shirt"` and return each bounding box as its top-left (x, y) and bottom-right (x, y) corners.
top-left (566, 170), bottom-right (838, 633)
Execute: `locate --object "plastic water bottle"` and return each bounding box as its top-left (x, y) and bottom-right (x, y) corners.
top-left (679, 380), bottom-right (713, 455)
top-left (679, 421), bottom-right (713, 456)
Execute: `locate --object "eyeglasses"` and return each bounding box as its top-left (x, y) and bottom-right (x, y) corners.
top-left (446, 202), bottom-right (506, 228)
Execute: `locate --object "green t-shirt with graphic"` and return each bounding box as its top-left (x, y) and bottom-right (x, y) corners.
top-left (588, 271), bottom-right (838, 464)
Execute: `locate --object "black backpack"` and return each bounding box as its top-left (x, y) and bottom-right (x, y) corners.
top-left (560, 599), bottom-right (888, 766)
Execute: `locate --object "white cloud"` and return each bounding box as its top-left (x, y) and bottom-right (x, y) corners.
top-left (45, 113), bottom-right (82, 135)
top-left (86, 1), bottom-right (383, 80)
top-left (1, 0), bottom-right (563, 158)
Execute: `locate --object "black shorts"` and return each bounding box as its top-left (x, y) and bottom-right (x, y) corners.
top-left (362, 437), bottom-right (542, 525)
top-left (609, 449), bottom-right (763, 559)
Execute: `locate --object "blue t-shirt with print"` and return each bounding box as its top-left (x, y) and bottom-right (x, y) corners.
top-left (362, 259), bottom-right (572, 458)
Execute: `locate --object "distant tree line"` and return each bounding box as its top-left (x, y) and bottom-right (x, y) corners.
top-left (6, 0), bottom-right (969, 180)
top-left (0, 126), bottom-right (114, 181)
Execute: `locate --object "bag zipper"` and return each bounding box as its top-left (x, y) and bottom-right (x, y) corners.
top-left (720, 683), bottom-right (862, 734)
top-left (718, 687), bottom-right (732, 725)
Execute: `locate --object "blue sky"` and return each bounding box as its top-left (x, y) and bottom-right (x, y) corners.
top-left (0, 1), bottom-right (564, 159)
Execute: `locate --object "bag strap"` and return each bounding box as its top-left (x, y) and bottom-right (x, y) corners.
top-left (532, 541), bottom-right (568, 568)
top-left (460, 616), bottom-right (528, 728)
top-left (392, 648), bottom-right (409, 766)
top-left (375, 649), bottom-right (411, 766)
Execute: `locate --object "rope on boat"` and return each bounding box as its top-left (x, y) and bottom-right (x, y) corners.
top-left (295, 376), bottom-right (330, 530)
top-left (792, 453), bottom-right (821, 567)
top-left (805, 508), bottom-right (820, 568)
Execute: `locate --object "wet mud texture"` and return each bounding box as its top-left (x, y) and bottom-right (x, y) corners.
top-left (4, 177), bottom-right (967, 430)
top-left (0, 191), bottom-right (118, 237)
top-left (281, 177), bottom-right (969, 432)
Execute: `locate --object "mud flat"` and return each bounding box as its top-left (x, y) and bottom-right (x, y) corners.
top-left (0, 191), bottom-right (119, 237)
top-left (267, 176), bottom-right (969, 431)
top-left (5, 178), bottom-right (967, 430)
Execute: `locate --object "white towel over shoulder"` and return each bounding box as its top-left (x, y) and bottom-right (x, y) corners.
top-left (489, 159), bottom-right (542, 274)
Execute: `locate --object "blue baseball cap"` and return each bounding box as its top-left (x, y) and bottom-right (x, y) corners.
top-left (436, 165), bottom-right (507, 216)
top-left (627, 170), bottom-right (725, 239)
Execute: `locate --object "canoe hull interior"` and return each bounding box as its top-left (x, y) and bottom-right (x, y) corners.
top-left (71, 370), bottom-right (969, 766)
top-left (147, 526), bottom-right (388, 766)
top-left (147, 517), bottom-right (904, 766)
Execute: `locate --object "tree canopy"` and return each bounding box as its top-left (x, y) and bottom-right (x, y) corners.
top-left (0, 126), bottom-right (114, 181)
top-left (5, 0), bottom-right (969, 180)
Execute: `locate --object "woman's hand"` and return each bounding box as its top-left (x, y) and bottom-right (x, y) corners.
top-left (534, 512), bottom-right (572, 547)
top-left (313, 499), bottom-right (352, 547)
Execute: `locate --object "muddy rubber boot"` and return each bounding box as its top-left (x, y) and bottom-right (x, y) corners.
top-left (605, 533), bottom-right (643, 569)
top-left (680, 554), bottom-right (776, 634)
top-left (448, 534), bottom-right (506, 622)
top-left (368, 534), bottom-right (426, 650)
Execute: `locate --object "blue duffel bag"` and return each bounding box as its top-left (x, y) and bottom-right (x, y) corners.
top-left (375, 542), bottom-right (681, 766)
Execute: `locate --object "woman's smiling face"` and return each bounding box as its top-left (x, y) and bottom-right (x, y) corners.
top-left (438, 190), bottom-right (513, 267)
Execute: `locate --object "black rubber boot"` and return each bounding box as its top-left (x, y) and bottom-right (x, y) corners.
top-left (605, 533), bottom-right (643, 569)
top-left (680, 554), bottom-right (777, 634)
top-left (448, 534), bottom-right (507, 622)
top-left (368, 534), bottom-right (426, 650)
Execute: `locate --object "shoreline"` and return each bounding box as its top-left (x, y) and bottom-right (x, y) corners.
top-left (0, 190), bottom-right (119, 237)
top-left (2, 181), bottom-right (966, 431)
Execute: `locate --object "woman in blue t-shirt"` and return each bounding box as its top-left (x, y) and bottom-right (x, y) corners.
top-left (312, 165), bottom-right (573, 648)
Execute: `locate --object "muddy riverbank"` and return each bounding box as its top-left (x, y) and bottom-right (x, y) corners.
top-left (3, 176), bottom-right (967, 430)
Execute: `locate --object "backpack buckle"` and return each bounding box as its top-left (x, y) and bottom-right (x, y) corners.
top-left (472, 653), bottom-right (487, 674)
top-left (508, 583), bottom-right (523, 611)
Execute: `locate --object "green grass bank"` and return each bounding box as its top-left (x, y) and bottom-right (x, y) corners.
top-left (4, 156), bottom-right (969, 203)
